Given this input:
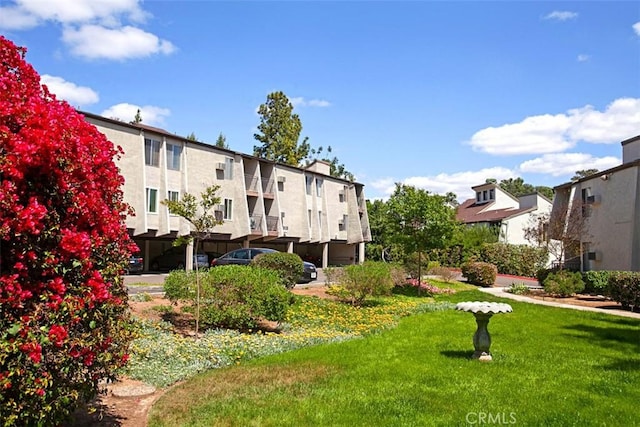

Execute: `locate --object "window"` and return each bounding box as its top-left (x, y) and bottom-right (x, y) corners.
top-left (144, 138), bottom-right (160, 166)
top-left (308, 209), bottom-right (312, 227)
top-left (476, 192), bottom-right (481, 203)
top-left (305, 176), bottom-right (313, 195)
top-left (489, 189), bottom-right (494, 200)
top-left (339, 214), bottom-right (348, 231)
top-left (166, 143), bottom-right (182, 170)
top-left (316, 178), bottom-right (323, 196)
top-left (167, 190), bottom-right (179, 202)
top-left (223, 198), bottom-right (233, 220)
top-left (224, 158), bottom-right (234, 180)
top-left (482, 190), bottom-right (488, 201)
top-left (318, 211), bottom-right (322, 234)
top-left (146, 188), bottom-right (158, 213)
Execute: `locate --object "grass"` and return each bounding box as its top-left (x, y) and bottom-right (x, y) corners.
top-left (148, 289), bottom-right (640, 426)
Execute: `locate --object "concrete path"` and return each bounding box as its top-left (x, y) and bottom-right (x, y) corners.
top-left (478, 285), bottom-right (640, 320)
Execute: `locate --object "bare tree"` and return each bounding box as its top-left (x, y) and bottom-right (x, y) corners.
top-left (524, 199), bottom-right (590, 270)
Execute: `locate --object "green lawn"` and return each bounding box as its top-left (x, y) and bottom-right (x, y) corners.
top-left (148, 289), bottom-right (640, 426)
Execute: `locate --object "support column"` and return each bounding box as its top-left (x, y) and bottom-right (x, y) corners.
top-left (358, 242), bottom-right (365, 264)
top-left (286, 241), bottom-right (294, 253)
top-left (144, 239), bottom-right (151, 272)
top-left (322, 243), bottom-right (328, 268)
top-left (185, 240), bottom-right (194, 271)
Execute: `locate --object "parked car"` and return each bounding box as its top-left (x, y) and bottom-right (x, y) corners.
top-left (210, 247), bottom-right (317, 283)
top-left (150, 246), bottom-right (209, 271)
top-left (126, 255), bottom-right (144, 274)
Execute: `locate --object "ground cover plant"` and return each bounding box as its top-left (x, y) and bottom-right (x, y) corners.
top-left (122, 291), bottom-right (452, 387)
top-left (148, 289), bottom-right (640, 426)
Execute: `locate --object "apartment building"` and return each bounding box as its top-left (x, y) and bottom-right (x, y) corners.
top-left (82, 112), bottom-right (371, 271)
top-left (456, 182), bottom-right (553, 246)
top-left (551, 135), bottom-right (640, 272)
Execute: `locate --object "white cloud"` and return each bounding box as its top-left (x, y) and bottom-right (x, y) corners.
top-left (567, 98), bottom-right (640, 143)
top-left (101, 103), bottom-right (170, 127)
top-left (469, 97), bottom-right (640, 155)
top-left (577, 54), bottom-right (590, 62)
top-left (519, 153), bottom-right (620, 177)
top-left (0, 6), bottom-right (39, 30)
top-left (290, 97), bottom-right (331, 108)
top-left (543, 11), bottom-right (578, 21)
top-left (62, 25), bottom-right (176, 60)
top-left (368, 167), bottom-right (517, 202)
top-left (469, 114), bottom-right (574, 155)
top-left (0, 0), bottom-right (172, 60)
top-left (633, 22), bottom-right (640, 36)
top-left (41, 74), bottom-right (99, 106)
top-left (0, 0), bottom-right (147, 27)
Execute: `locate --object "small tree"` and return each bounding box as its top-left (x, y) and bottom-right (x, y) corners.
top-left (524, 199), bottom-right (589, 270)
top-left (162, 185), bottom-right (223, 334)
top-left (385, 184), bottom-right (458, 291)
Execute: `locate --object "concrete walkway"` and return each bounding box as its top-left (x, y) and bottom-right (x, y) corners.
top-left (478, 286), bottom-right (640, 320)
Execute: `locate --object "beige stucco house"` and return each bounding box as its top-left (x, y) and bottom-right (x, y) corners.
top-left (456, 182), bottom-right (553, 247)
top-left (82, 112), bottom-right (371, 271)
top-left (551, 135), bottom-right (640, 272)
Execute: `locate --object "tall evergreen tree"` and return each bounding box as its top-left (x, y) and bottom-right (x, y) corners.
top-left (253, 91), bottom-right (310, 165)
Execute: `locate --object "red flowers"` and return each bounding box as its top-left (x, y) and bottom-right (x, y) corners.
top-left (0, 35), bottom-right (135, 424)
top-left (48, 325), bottom-right (68, 347)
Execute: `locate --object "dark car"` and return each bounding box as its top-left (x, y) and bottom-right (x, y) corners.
top-left (125, 255), bottom-right (144, 274)
top-left (150, 246), bottom-right (209, 271)
top-left (210, 248), bottom-right (317, 283)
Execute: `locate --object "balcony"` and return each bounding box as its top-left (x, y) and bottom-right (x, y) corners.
top-left (245, 174), bottom-right (259, 197)
top-left (249, 213), bottom-right (263, 234)
top-left (266, 215), bottom-right (279, 236)
top-left (262, 177), bottom-right (275, 199)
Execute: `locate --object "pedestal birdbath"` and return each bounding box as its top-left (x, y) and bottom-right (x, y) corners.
top-left (455, 301), bottom-right (512, 361)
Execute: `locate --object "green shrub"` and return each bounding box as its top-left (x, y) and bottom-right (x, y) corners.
top-left (323, 266), bottom-right (346, 286)
top-left (461, 262), bottom-right (497, 287)
top-left (607, 272), bottom-right (640, 310)
top-left (536, 267), bottom-right (558, 285)
top-left (543, 270), bottom-right (585, 297)
top-left (479, 243), bottom-right (548, 277)
top-left (582, 270), bottom-right (616, 294)
top-left (164, 266), bottom-right (292, 329)
top-left (251, 251), bottom-right (304, 289)
top-left (330, 261), bottom-right (394, 305)
top-left (507, 282), bottom-right (530, 295)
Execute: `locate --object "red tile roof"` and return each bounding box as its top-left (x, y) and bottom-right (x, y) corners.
top-left (456, 198), bottom-right (532, 224)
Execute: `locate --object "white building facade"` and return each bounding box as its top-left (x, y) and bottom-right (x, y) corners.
top-left (83, 112), bottom-right (371, 271)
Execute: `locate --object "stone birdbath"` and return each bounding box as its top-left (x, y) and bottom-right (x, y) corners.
top-left (455, 301), bottom-right (512, 361)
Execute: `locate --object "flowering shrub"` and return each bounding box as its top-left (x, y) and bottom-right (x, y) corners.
top-left (397, 278), bottom-right (455, 296)
top-left (0, 36), bottom-right (134, 425)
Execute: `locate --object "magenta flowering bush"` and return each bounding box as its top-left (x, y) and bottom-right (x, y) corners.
top-left (0, 36), bottom-right (135, 425)
top-left (403, 278), bottom-right (455, 296)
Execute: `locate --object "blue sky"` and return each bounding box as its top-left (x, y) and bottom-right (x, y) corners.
top-left (1, 1), bottom-right (639, 202)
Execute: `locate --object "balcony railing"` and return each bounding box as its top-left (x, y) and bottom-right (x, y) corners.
top-left (249, 213), bottom-right (262, 233)
top-left (266, 215), bottom-right (279, 232)
top-left (262, 177), bottom-right (275, 196)
top-left (245, 174), bottom-right (260, 194)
